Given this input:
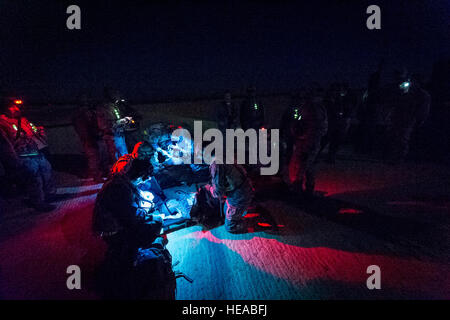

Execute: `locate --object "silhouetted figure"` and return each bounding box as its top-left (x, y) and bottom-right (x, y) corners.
top-left (387, 75), bottom-right (430, 162)
top-left (240, 86), bottom-right (265, 131)
top-left (358, 61), bottom-right (384, 155)
top-left (216, 91), bottom-right (240, 133)
top-left (280, 90), bottom-right (308, 178)
top-left (71, 94), bottom-right (103, 180)
top-left (321, 82), bottom-right (357, 163)
top-left (285, 87), bottom-right (328, 197)
top-left (93, 143), bottom-right (176, 299)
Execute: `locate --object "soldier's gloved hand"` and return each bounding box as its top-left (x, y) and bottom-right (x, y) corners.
top-left (152, 214), bottom-right (163, 225)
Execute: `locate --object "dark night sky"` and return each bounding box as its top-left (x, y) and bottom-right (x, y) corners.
top-left (0, 0), bottom-right (449, 102)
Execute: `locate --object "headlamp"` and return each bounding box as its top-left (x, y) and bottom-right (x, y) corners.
top-left (138, 190), bottom-right (155, 209)
top-left (399, 81), bottom-right (410, 89)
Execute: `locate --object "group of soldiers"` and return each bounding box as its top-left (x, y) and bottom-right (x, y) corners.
top-left (0, 71), bottom-right (432, 298)
top-left (87, 76), bottom-right (430, 299)
top-left (0, 70), bottom-right (431, 219)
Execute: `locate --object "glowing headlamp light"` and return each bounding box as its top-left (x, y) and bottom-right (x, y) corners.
top-left (399, 81), bottom-right (410, 89)
top-left (138, 190), bottom-right (155, 209)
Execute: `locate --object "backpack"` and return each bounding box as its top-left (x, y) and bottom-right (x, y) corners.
top-left (132, 246), bottom-right (177, 300)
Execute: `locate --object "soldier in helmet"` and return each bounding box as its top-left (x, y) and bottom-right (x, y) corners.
top-left (240, 86), bottom-right (265, 131)
top-left (93, 141), bottom-right (175, 299)
top-left (96, 87), bottom-right (140, 164)
top-left (387, 74), bottom-right (431, 162)
top-left (321, 82), bottom-right (357, 163)
top-left (0, 97), bottom-right (56, 212)
top-left (71, 93), bottom-right (103, 181)
top-left (285, 86), bottom-right (328, 197)
top-left (280, 90), bottom-right (308, 179)
top-left (216, 91), bottom-right (240, 134)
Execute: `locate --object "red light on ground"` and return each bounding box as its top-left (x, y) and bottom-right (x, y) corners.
top-left (243, 213), bottom-right (260, 219)
top-left (14, 100), bottom-right (23, 105)
top-left (338, 208), bottom-right (363, 215)
top-left (257, 222), bottom-right (272, 227)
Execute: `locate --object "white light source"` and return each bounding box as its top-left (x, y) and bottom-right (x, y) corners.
top-left (139, 190), bottom-right (155, 208)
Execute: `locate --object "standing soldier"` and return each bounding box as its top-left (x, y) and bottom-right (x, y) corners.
top-left (96, 88), bottom-right (140, 165)
top-left (209, 159), bottom-right (254, 233)
top-left (387, 75), bottom-right (431, 162)
top-left (240, 86), bottom-right (265, 131)
top-left (286, 87), bottom-right (328, 197)
top-left (321, 82), bottom-right (357, 163)
top-left (71, 94), bottom-right (103, 181)
top-left (216, 91), bottom-right (240, 133)
top-left (358, 61), bottom-right (384, 155)
top-left (280, 90), bottom-right (307, 179)
top-left (0, 98), bottom-right (56, 212)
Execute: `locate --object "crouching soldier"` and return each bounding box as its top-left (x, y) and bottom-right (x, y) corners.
top-left (93, 142), bottom-right (176, 299)
top-left (209, 159), bottom-right (254, 233)
top-left (0, 98), bottom-right (55, 212)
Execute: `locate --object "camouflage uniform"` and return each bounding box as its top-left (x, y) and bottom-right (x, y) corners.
top-left (95, 102), bottom-right (129, 163)
top-left (0, 114), bottom-right (55, 206)
top-left (209, 160), bottom-right (254, 232)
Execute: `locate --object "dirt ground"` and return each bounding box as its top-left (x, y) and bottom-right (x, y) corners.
top-left (0, 155), bottom-right (449, 300)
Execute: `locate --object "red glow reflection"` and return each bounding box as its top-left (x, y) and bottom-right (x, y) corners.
top-left (338, 208), bottom-right (363, 215)
top-left (243, 213), bottom-right (260, 218)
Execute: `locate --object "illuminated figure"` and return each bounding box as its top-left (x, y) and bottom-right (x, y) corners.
top-left (93, 142), bottom-right (178, 299)
top-left (143, 122), bottom-right (209, 187)
top-left (0, 98), bottom-right (55, 212)
top-left (95, 87), bottom-right (140, 164)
